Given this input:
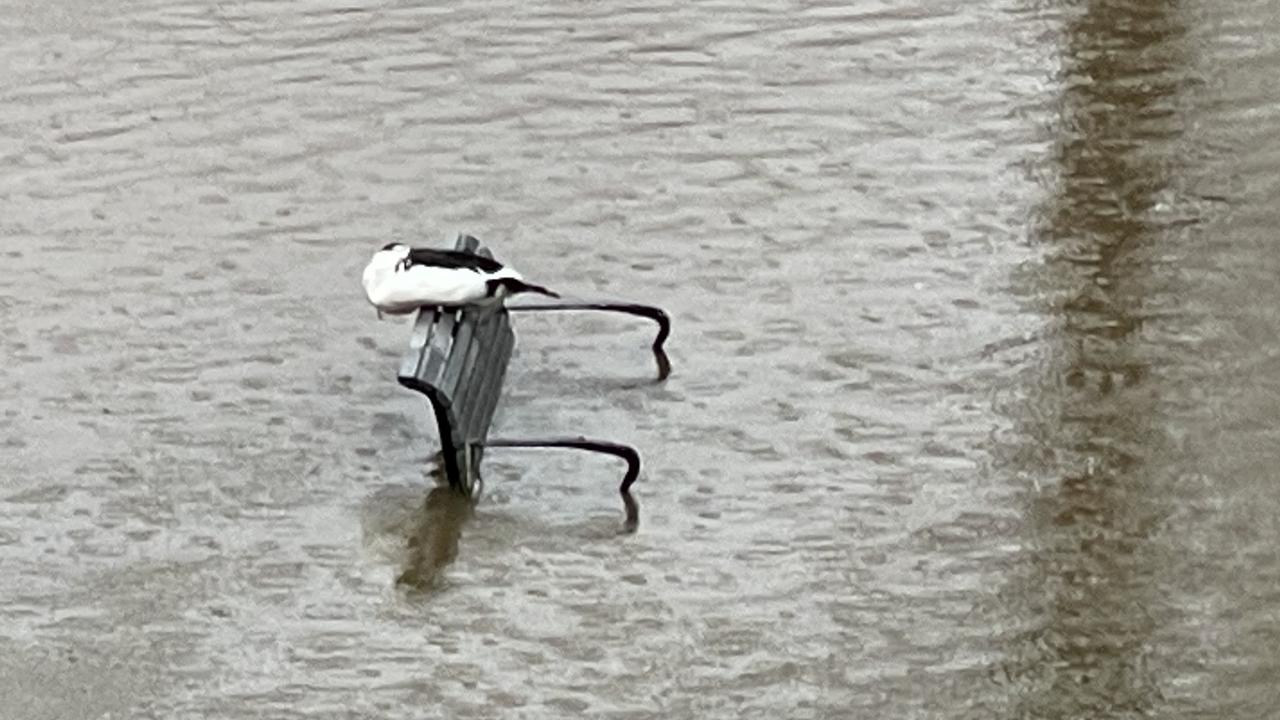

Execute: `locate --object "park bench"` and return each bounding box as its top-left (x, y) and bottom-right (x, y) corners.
top-left (395, 234), bottom-right (670, 531)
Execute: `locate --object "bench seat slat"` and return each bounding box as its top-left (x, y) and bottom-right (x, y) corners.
top-left (438, 307), bottom-right (475, 400)
top-left (461, 312), bottom-right (509, 441)
top-left (469, 320), bottom-right (514, 446)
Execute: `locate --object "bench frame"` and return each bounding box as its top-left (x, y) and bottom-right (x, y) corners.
top-left (395, 234), bottom-right (669, 529)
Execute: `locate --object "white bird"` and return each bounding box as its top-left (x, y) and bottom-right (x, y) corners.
top-left (362, 242), bottom-right (559, 317)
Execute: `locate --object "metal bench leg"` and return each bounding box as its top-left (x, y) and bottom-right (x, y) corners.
top-left (507, 299), bottom-right (671, 381)
top-left (462, 441), bottom-right (486, 502)
top-left (481, 437), bottom-right (642, 532)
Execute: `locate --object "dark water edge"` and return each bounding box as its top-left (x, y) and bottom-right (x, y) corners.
top-left (2, 0), bottom-right (1280, 717)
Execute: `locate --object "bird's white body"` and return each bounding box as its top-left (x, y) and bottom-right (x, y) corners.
top-left (361, 245), bottom-right (525, 315)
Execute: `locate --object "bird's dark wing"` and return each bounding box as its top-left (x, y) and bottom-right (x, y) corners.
top-left (404, 248), bottom-right (505, 273)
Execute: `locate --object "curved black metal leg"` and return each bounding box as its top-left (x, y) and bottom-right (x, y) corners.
top-left (482, 437), bottom-right (641, 532)
top-left (507, 300), bottom-right (671, 381)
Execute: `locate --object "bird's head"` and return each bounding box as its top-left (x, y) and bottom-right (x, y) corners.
top-left (370, 242), bottom-right (410, 269)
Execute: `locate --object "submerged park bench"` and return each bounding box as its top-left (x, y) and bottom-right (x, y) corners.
top-left (395, 234), bottom-right (671, 530)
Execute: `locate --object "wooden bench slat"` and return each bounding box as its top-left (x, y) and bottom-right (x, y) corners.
top-left (451, 310), bottom-right (504, 436)
top-left (423, 309), bottom-right (458, 382)
top-left (447, 314), bottom-right (486, 421)
top-left (463, 313), bottom-right (510, 442)
top-left (469, 319), bottom-right (514, 446)
top-left (398, 308), bottom-right (435, 380)
top-left (437, 307), bottom-right (475, 401)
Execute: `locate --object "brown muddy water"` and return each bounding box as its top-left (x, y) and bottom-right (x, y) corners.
top-left (3, 0), bottom-right (1280, 718)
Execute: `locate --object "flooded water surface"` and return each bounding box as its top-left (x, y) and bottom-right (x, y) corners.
top-left (4, 0), bottom-right (1280, 717)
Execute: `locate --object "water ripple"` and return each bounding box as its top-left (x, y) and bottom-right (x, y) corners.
top-left (4, 0), bottom-right (1279, 717)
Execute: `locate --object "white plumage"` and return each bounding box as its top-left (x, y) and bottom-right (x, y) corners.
top-left (361, 243), bottom-right (557, 317)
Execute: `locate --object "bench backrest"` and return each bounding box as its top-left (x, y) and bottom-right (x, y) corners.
top-left (397, 235), bottom-right (513, 491)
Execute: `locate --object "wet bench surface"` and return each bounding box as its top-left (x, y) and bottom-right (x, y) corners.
top-left (395, 234), bottom-right (670, 530)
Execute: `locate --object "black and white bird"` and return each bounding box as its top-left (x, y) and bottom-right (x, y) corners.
top-left (362, 242), bottom-right (559, 317)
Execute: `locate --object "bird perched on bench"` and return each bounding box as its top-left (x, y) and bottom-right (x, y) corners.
top-left (362, 242), bottom-right (559, 317)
